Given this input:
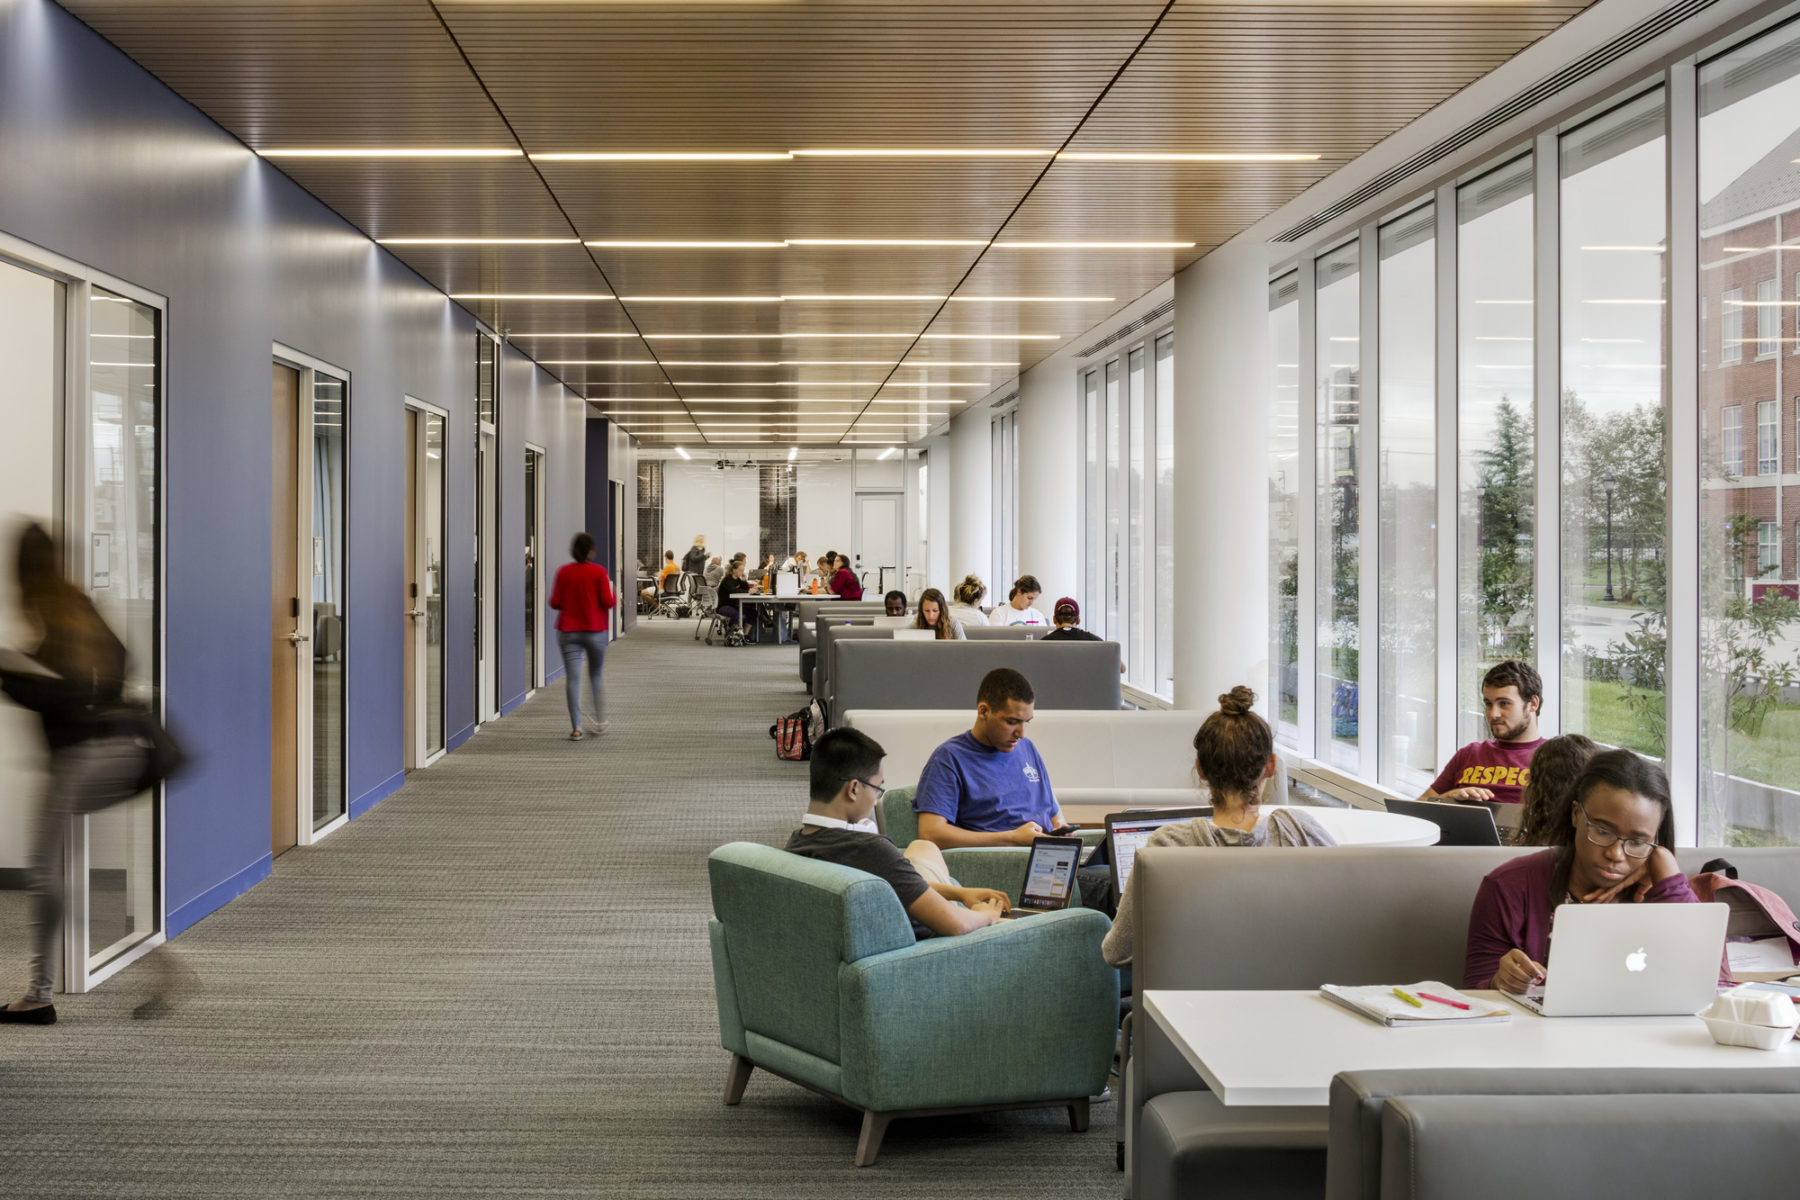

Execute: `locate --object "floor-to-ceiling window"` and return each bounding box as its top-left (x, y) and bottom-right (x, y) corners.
top-left (1376, 204), bottom-right (1438, 793)
top-left (1153, 332), bottom-right (1176, 699)
top-left (1699, 15), bottom-right (1800, 845)
top-left (1316, 240), bottom-right (1363, 771)
top-left (1270, 274), bottom-right (1302, 739)
top-left (1559, 89), bottom-right (1668, 760)
top-left (1456, 154), bottom-right (1536, 744)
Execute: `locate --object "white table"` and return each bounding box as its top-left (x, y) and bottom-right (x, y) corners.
top-left (1142, 988), bottom-right (1799, 1108)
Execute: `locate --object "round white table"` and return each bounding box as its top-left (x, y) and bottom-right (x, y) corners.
top-left (1268, 805), bottom-right (1440, 847)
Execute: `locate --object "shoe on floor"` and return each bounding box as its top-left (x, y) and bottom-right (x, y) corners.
top-left (585, 720), bottom-right (609, 735)
top-left (0, 1003), bottom-right (56, 1025)
top-left (1090, 1087), bottom-right (1112, 1104)
top-left (568, 729), bottom-right (583, 741)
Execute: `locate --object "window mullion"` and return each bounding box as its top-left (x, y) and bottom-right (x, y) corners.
top-left (1666, 56), bottom-right (1701, 844)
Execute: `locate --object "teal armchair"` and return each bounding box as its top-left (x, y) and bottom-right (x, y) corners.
top-left (708, 842), bottom-right (1119, 1165)
top-left (878, 786), bottom-right (1108, 905)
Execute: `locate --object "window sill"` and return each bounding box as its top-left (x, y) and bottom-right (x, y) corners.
top-left (1122, 683), bottom-right (1174, 711)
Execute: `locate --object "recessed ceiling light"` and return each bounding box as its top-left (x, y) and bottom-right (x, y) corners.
top-left (921, 333), bottom-right (1062, 341)
top-left (878, 382), bottom-right (988, 388)
top-left (784, 294), bottom-right (946, 302)
top-left (897, 360), bottom-right (1020, 367)
top-left (620, 295), bottom-right (783, 303)
top-left (381, 237), bottom-right (579, 246)
top-left (945, 296), bottom-right (1113, 303)
top-left (674, 380), bottom-right (888, 387)
top-left (990, 241), bottom-right (1196, 250)
top-left (1055, 151), bottom-right (1320, 163)
top-left (586, 240), bottom-right (788, 249)
top-left (539, 359), bottom-right (658, 365)
top-left (877, 447), bottom-right (901, 460)
top-left (532, 151), bottom-right (793, 162)
top-left (1579, 245), bottom-right (1665, 252)
top-left (594, 409), bottom-right (692, 415)
top-left (675, 447), bottom-right (692, 459)
top-left (260, 148), bottom-right (523, 158)
top-left (788, 447), bottom-right (798, 462)
top-left (643, 332), bottom-right (919, 339)
top-left (512, 332), bottom-right (642, 338)
top-left (787, 238), bottom-right (991, 248)
top-left (792, 148), bottom-right (1053, 158)
top-left (451, 293), bottom-right (615, 301)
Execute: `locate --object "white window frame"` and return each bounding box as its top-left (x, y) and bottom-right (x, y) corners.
top-left (1722, 287), bottom-right (1743, 363)
top-left (1755, 278), bottom-right (1780, 358)
top-left (1757, 397), bottom-right (1778, 475)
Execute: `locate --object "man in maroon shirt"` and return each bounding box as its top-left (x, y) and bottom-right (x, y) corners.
top-left (1419, 659), bottom-right (1546, 809)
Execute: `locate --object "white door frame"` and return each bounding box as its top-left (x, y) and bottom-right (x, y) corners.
top-left (525, 442), bottom-right (547, 690)
top-left (406, 398), bottom-right (449, 769)
top-left (273, 343), bottom-right (349, 847)
top-left (477, 424), bottom-right (498, 724)
top-left (853, 491), bottom-right (904, 596)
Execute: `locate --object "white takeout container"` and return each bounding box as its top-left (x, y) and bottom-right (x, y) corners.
top-left (1697, 986), bottom-right (1800, 1051)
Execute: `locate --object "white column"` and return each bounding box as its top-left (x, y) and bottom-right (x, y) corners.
top-left (1016, 361), bottom-right (1079, 601)
top-left (947, 407), bottom-right (991, 590)
top-left (922, 433), bottom-right (952, 591)
top-left (1172, 237), bottom-right (1273, 711)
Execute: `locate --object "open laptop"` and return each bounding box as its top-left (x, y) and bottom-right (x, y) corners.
top-left (1104, 808), bottom-right (1212, 903)
top-left (891, 628), bottom-right (936, 642)
top-left (1512, 902), bottom-right (1728, 1016)
top-left (1000, 836), bottom-right (1084, 917)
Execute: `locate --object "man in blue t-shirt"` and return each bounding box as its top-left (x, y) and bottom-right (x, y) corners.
top-left (913, 668), bottom-right (1071, 848)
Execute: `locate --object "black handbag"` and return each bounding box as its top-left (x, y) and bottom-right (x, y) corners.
top-left (118, 705), bottom-right (189, 794)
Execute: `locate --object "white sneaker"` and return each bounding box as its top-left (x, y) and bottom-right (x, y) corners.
top-left (585, 719), bottom-right (609, 735)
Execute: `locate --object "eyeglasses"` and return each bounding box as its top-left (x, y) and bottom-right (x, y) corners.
top-left (1577, 805), bottom-right (1657, 859)
top-left (852, 778), bottom-right (886, 799)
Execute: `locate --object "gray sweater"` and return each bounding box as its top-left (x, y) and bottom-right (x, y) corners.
top-left (1101, 808), bottom-right (1336, 968)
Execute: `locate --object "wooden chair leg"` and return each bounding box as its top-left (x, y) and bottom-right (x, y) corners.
top-left (855, 1110), bottom-right (892, 1167)
top-left (722, 1053), bottom-right (754, 1105)
top-left (1067, 1097), bottom-right (1090, 1133)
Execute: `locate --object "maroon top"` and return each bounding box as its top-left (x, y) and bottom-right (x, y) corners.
top-left (830, 567), bottom-right (864, 600)
top-left (1462, 848), bottom-right (1714, 989)
top-left (549, 561), bottom-right (616, 633)
top-left (1430, 736), bottom-right (1545, 805)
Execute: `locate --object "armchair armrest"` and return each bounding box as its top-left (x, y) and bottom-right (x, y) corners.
top-left (835, 908), bottom-right (1117, 1113)
top-left (941, 833), bottom-right (1103, 907)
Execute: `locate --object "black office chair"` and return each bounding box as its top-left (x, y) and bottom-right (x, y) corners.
top-left (1384, 797), bottom-right (1501, 847)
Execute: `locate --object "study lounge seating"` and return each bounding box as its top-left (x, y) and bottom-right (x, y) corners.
top-left (811, 623), bottom-right (1039, 714)
top-left (797, 599), bottom-right (887, 691)
top-left (706, 842), bottom-right (1117, 1165)
top-left (1123, 845), bottom-right (1800, 1200)
top-left (828, 639), bottom-right (1121, 727)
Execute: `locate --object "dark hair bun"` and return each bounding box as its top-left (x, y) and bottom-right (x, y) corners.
top-left (1217, 685), bottom-right (1257, 716)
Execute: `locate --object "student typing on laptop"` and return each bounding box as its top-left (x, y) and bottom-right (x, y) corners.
top-left (786, 728), bottom-right (1011, 938)
top-left (1101, 687), bottom-right (1334, 969)
top-left (1463, 749), bottom-right (1727, 993)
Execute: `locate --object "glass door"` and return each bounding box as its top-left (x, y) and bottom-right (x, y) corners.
top-left (423, 410), bottom-right (446, 759)
top-left (524, 448), bottom-right (543, 689)
top-left (308, 372), bottom-right (347, 832)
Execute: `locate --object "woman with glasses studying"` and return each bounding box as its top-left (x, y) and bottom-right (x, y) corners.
top-left (1463, 749), bottom-right (1714, 994)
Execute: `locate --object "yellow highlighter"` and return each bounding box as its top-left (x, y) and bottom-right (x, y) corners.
top-left (1391, 987), bottom-right (1424, 1008)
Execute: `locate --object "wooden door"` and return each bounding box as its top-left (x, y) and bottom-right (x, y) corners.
top-left (404, 411), bottom-right (419, 769)
top-left (271, 364), bottom-right (300, 857)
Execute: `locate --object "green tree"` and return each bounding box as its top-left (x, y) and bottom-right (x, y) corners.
top-left (1473, 396), bottom-right (1534, 661)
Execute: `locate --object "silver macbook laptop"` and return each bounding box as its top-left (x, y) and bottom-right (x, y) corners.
top-left (1513, 902), bottom-right (1728, 1016)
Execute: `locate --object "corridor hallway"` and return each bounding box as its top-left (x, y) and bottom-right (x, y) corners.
top-left (0, 621), bottom-right (1117, 1199)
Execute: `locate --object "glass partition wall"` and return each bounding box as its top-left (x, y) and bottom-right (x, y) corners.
top-left (1268, 6), bottom-right (1800, 844)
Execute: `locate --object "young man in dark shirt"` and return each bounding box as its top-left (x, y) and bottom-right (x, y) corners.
top-left (1042, 597), bottom-right (1101, 641)
top-left (1420, 659), bottom-right (1547, 809)
top-left (785, 728), bottom-right (1010, 938)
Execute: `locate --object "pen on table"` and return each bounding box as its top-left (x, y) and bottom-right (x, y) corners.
top-left (1391, 987), bottom-right (1423, 1008)
top-left (1417, 991), bottom-right (1471, 1011)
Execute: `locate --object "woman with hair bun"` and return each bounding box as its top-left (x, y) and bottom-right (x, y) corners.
top-left (946, 575), bottom-right (989, 628)
top-left (1101, 686), bottom-right (1333, 968)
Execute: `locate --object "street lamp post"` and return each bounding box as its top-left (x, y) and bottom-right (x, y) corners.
top-left (1601, 472), bottom-right (1617, 603)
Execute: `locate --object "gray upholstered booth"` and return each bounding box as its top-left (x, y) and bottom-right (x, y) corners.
top-left (798, 600), bottom-right (884, 692)
top-left (1124, 845), bottom-right (1800, 1200)
top-left (828, 639), bottom-right (1122, 727)
top-left (814, 624), bottom-right (1039, 715)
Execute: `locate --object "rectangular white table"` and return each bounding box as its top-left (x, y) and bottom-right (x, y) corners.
top-left (1142, 988), bottom-right (1799, 1108)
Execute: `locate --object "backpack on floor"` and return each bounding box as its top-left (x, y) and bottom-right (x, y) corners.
top-left (771, 708), bottom-right (812, 761)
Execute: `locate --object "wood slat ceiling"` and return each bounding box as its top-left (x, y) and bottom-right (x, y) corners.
top-left (60, 0), bottom-right (1599, 444)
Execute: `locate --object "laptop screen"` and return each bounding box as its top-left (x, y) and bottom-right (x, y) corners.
top-left (1018, 837), bottom-right (1083, 910)
top-left (1106, 809), bottom-right (1212, 897)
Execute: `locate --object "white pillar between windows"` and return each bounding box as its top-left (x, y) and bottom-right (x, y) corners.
top-left (947, 406), bottom-right (992, 591)
top-left (922, 433), bottom-right (951, 593)
top-left (1017, 362), bottom-right (1079, 601)
top-left (1172, 238), bottom-right (1273, 712)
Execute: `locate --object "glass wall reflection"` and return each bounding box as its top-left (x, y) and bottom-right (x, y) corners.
top-left (1316, 241), bottom-right (1362, 771)
top-left (312, 374), bottom-right (346, 830)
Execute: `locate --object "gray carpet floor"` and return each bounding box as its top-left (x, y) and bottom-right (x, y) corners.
top-left (0, 619), bottom-right (1121, 1198)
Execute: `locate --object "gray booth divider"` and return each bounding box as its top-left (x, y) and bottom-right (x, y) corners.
top-left (829, 639), bottom-right (1121, 726)
top-left (814, 624), bottom-right (1042, 712)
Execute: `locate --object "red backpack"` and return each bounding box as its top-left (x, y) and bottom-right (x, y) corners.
top-left (771, 708), bottom-right (811, 761)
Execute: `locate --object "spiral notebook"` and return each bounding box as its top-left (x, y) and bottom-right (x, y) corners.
top-left (1320, 982), bottom-right (1512, 1027)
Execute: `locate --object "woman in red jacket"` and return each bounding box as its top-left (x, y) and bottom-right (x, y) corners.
top-left (549, 532), bottom-right (616, 741)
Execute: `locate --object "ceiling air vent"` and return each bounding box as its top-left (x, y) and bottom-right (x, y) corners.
top-left (1271, 0), bottom-right (1723, 243)
top-left (1075, 298), bottom-right (1176, 359)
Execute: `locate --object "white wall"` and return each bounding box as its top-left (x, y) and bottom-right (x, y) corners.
top-left (1016, 361), bottom-right (1079, 604)
top-left (923, 436), bottom-right (951, 594)
top-left (795, 458), bottom-right (854, 563)
top-left (947, 408), bottom-right (991, 594)
top-left (661, 459), bottom-right (762, 566)
top-left (1172, 237), bottom-right (1272, 712)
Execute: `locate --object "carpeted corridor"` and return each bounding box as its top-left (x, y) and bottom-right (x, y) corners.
top-left (0, 620), bottom-right (1120, 1199)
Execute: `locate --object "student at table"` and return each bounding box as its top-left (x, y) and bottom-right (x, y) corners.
top-left (828, 554), bottom-right (864, 600)
top-left (1462, 748), bottom-right (1718, 994)
top-left (947, 575), bottom-right (989, 627)
top-left (1041, 597), bottom-right (1100, 641)
top-left (883, 590), bottom-right (907, 618)
top-left (1419, 660), bottom-right (1546, 810)
top-left (1102, 686), bottom-right (1334, 969)
top-left (1514, 733), bottom-right (1598, 847)
top-left (912, 588), bottom-right (965, 640)
top-left (703, 555), bottom-right (725, 588)
top-left (641, 549), bottom-right (679, 608)
top-left (785, 728), bottom-right (1009, 938)
top-left (992, 574), bottom-right (1048, 627)
top-left (714, 559), bottom-right (758, 630)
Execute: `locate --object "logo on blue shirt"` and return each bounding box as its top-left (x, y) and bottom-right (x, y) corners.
top-left (1022, 763), bottom-right (1041, 783)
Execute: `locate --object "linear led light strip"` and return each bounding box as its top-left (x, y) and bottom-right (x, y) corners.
top-left (444, 290), bottom-right (1108, 302)
top-left (263, 147), bottom-right (1318, 164)
top-left (399, 237), bottom-right (1190, 253)
top-left (522, 332), bottom-right (1055, 342)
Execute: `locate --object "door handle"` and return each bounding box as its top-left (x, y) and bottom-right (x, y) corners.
top-left (288, 631), bottom-right (310, 645)
top-left (408, 608), bottom-right (427, 618)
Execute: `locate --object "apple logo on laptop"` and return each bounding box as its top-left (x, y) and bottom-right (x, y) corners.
top-left (1626, 947), bottom-right (1648, 973)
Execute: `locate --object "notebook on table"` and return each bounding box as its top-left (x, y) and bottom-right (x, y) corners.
top-left (1512, 902), bottom-right (1729, 1017)
top-left (1320, 982), bottom-right (1511, 1027)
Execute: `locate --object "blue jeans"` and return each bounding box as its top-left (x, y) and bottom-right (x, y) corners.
top-left (558, 630), bottom-right (606, 729)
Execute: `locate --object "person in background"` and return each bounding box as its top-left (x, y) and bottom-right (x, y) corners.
top-left (883, 590), bottom-right (907, 618)
top-left (1, 523), bottom-right (152, 1025)
top-left (1513, 733), bottom-right (1599, 847)
top-left (681, 534), bottom-right (708, 576)
top-left (1103, 687), bottom-right (1332, 968)
top-left (913, 588), bottom-right (966, 640)
top-left (993, 575), bottom-right (1047, 627)
top-left (641, 549), bottom-right (679, 608)
top-left (829, 554), bottom-right (864, 601)
top-left (549, 531), bottom-right (617, 741)
top-left (1042, 597), bottom-right (1100, 641)
top-left (1419, 659), bottom-right (1546, 810)
top-left (782, 550), bottom-right (808, 576)
top-left (703, 555), bottom-right (725, 588)
top-left (714, 558), bottom-right (757, 634)
top-left (947, 576), bottom-right (989, 627)
top-left (1462, 749), bottom-right (1721, 993)
top-left (758, 553), bottom-right (777, 581)
top-left (785, 728), bottom-right (1009, 939)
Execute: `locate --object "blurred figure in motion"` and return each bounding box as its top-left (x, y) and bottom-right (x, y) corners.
top-left (0, 522), bottom-right (153, 1025)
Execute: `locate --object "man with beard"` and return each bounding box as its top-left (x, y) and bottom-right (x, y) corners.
top-left (1419, 659), bottom-right (1546, 809)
